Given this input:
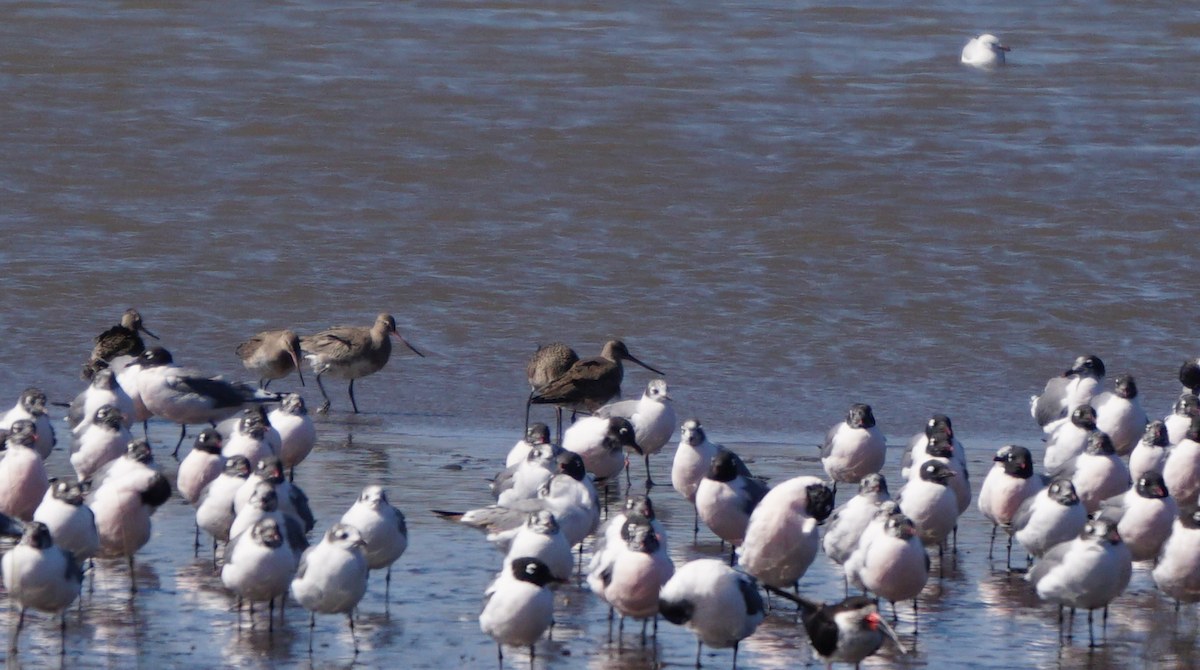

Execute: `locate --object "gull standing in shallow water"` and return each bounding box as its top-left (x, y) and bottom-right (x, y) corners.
top-left (1152, 509), bottom-right (1200, 605)
top-left (695, 450), bottom-right (769, 558)
top-left (2, 522), bottom-right (84, 654)
top-left (291, 524), bottom-right (370, 654)
top-left (1013, 479), bottom-right (1088, 561)
top-left (269, 394), bottom-right (317, 480)
top-left (237, 329), bottom-right (306, 389)
top-left (0, 421), bottom-right (50, 521)
top-left (658, 559), bottom-right (764, 668)
top-left (1032, 355), bottom-right (1105, 430)
top-left (961, 34), bottom-right (1010, 67)
top-left (222, 517), bottom-right (298, 630)
top-left (596, 379), bottom-right (677, 485)
top-left (340, 485), bottom-right (408, 600)
top-left (301, 313), bottom-right (425, 413)
top-left (1027, 518), bottom-right (1132, 647)
top-left (480, 557), bottom-right (560, 665)
top-left (67, 368), bottom-right (134, 434)
top-left (821, 404), bottom-right (886, 485)
top-left (823, 474), bottom-right (892, 571)
top-left (738, 476), bottom-right (835, 590)
top-left (1091, 374), bottom-right (1147, 456)
top-left (977, 445), bottom-right (1045, 567)
top-left (33, 479), bottom-right (99, 562)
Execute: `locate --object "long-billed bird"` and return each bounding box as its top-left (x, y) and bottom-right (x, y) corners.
top-left (301, 313), bottom-right (424, 414)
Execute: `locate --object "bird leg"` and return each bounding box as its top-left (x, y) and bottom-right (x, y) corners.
top-left (194, 523), bottom-right (200, 557)
top-left (1088, 609), bottom-right (1095, 648)
top-left (128, 555), bottom-right (137, 595)
top-left (693, 507), bottom-right (699, 540)
top-left (348, 613), bottom-right (359, 655)
top-left (913, 599), bottom-right (919, 636)
top-left (308, 612), bottom-right (315, 653)
top-left (270, 598), bottom-right (275, 633)
top-left (348, 380), bottom-right (359, 414)
top-left (496, 643), bottom-right (503, 666)
top-left (315, 373), bottom-right (332, 413)
top-left (695, 640), bottom-right (702, 669)
top-left (641, 618), bottom-right (648, 646)
top-left (10, 606), bottom-right (25, 655)
top-left (644, 454), bottom-right (655, 488)
top-left (733, 641), bottom-right (739, 669)
top-left (988, 524), bottom-right (996, 560)
top-left (386, 564), bottom-right (392, 603)
top-left (172, 424), bottom-right (188, 459)
top-left (1005, 534), bottom-right (1013, 573)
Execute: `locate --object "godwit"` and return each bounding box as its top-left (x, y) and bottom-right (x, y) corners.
top-left (236, 329), bottom-right (306, 389)
top-left (300, 313), bottom-right (424, 413)
top-left (525, 343), bottom-right (579, 435)
top-left (528, 340), bottom-right (663, 418)
top-left (83, 309), bottom-right (159, 380)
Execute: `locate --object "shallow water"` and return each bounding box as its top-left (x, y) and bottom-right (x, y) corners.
top-left (1, 0), bottom-right (1199, 667)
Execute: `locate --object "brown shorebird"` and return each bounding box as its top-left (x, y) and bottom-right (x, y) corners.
top-left (524, 343), bottom-right (579, 436)
top-left (528, 340), bottom-right (663, 418)
top-left (300, 313), bottom-right (424, 413)
top-left (236, 329), bottom-right (306, 389)
top-left (83, 309), bottom-right (159, 380)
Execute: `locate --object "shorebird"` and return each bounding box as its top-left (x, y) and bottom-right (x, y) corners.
top-left (1031, 355), bottom-right (1105, 429)
top-left (2, 522), bottom-right (84, 654)
top-left (176, 429), bottom-right (226, 505)
top-left (33, 479), bottom-right (99, 561)
top-left (340, 485), bottom-right (408, 600)
top-left (897, 461), bottom-right (961, 553)
top-left (562, 416), bottom-right (642, 482)
top-left (1096, 472), bottom-right (1176, 562)
top-left (221, 517), bottom-right (298, 630)
top-left (1165, 393), bottom-right (1200, 445)
top-left (480, 557), bottom-right (560, 664)
top-left (1013, 479), bottom-right (1088, 561)
top-left (195, 456), bottom-right (252, 552)
top-left (765, 588), bottom-right (905, 669)
top-left (525, 343), bottom-right (579, 435)
top-left (822, 404), bottom-right (886, 484)
top-left (87, 441), bottom-right (172, 594)
top-left (493, 441), bottom-right (559, 507)
top-left (0, 421), bottom-right (50, 521)
top-left (596, 379), bottom-right (677, 485)
top-left (504, 510), bottom-right (573, 582)
top-left (659, 559), bottom-right (764, 668)
top-left (291, 524), bottom-right (370, 654)
top-left (672, 420), bottom-right (730, 536)
top-left (738, 476), bottom-right (834, 590)
top-left (1043, 405), bottom-right (1098, 473)
top-left (301, 312), bottom-right (424, 413)
top-left (1128, 421), bottom-right (1169, 482)
top-left (1152, 509), bottom-right (1200, 604)
top-left (961, 34), bottom-right (1010, 67)
top-left (505, 423), bottom-right (553, 468)
top-left (228, 482), bottom-right (309, 558)
top-left (1091, 374), bottom-right (1147, 456)
top-left (136, 347), bottom-right (279, 452)
top-left (69, 405), bottom-right (132, 482)
top-left (237, 329), bottom-right (306, 389)
top-left (977, 445), bottom-right (1045, 566)
top-left (822, 474), bottom-right (892, 571)
top-left (587, 514), bottom-right (675, 629)
top-left (695, 450), bottom-right (769, 556)
top-left (82, 308), bottom-right (159, 380)
top-left (1028, 519), bottom-right (1132, 647)
top-left (844, 514), bottom-right (930, 623)
top-left (528, 340), bottom-right (664, 417)
top-left (67, 368), bottom-right (135, 434)
top-left (268, 394), bottom-right (316, 480)
top-left (1051, 431), bottom-right (1131, 514)
top-left (1, 389), bottom-right (56, 459)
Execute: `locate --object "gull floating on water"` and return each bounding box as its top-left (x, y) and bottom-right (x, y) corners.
top-left (961, 34), bottom-right (1010, 67)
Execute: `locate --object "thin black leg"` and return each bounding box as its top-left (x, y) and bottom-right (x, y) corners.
top-left (644, 454), bottom-right (654, 487)
top-left (348, 380), bottom-right (359, 414)
top-left (172, 424), bottom-right (187, 458)
top-left (988, 524), bottom-right (996, 560)
top-left (316, 373), bottom-right (332, 413)
top-left (348, 613), bottom-right (359, 654)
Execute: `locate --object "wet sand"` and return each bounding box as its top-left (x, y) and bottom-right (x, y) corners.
top-left (4, 410), bottom-right (1196, 669)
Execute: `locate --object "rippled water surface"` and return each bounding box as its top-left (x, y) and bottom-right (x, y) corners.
top-left (1, 0), bottom-right (1199, 667)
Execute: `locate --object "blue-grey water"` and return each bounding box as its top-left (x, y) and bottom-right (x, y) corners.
top-left (1, 0), bottom-right (1198, 667)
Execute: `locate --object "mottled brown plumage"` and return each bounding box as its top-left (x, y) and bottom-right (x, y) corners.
top-left (529, 340), bottom-right (663, 413)
top-left (300, 313), bottom-right (424, 413)
top-left (82, 309), bottom-right (159, 380)
top-left (526, 343), bottom-right (579, 390)
top-left (237, 329), bottom-right (305, 389)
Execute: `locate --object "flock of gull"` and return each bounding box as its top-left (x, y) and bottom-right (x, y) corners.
top-left (5, 307), bottom-right (1200, 669)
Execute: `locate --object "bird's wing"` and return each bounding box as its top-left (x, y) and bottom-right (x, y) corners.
top-left (1028, 541), bottom-right (1072, 585)
top-left (288, 485), bottom-right (316, 533)
top-left (224, 528), bottom-right (246, 564)
top-left (1044, 456), bottom-right (1077, 481)
top-left (67, 390), bottom-right (87, 430)
top-left (740, 476), bottom-right (771, 514)
top-left (284, 515), bottom-right (310, 553)
top-left (820, 424), bottom-right (841, 459)
top-left (595, 399), bottom-right (638, 419)
top-left (64, 550), bottom-right (84, 585)
top-left (300, 330), bottom-right (358, 359)
top-left (737, 574), bottom-right (764, 616)
top-left (491, 464), bottom-right (519, 499)
top-left (294, 545), bottom-right (312, 581)
top-left (235, 334), bottom-right (266, 360)
top-left (1095, 493), bottom-right (1128, 524)
top-left (1009, 494), bottom-right (1039, 532)
top-left (393, 506), bottom-right (407, 536)
top-left (171, 376), bottom-right (251, 409)
top-left (1033, 377), bottom-right (1071, 426)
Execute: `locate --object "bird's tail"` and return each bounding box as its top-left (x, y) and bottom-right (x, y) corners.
top-left (430, 510), bottom-right (464, 522)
